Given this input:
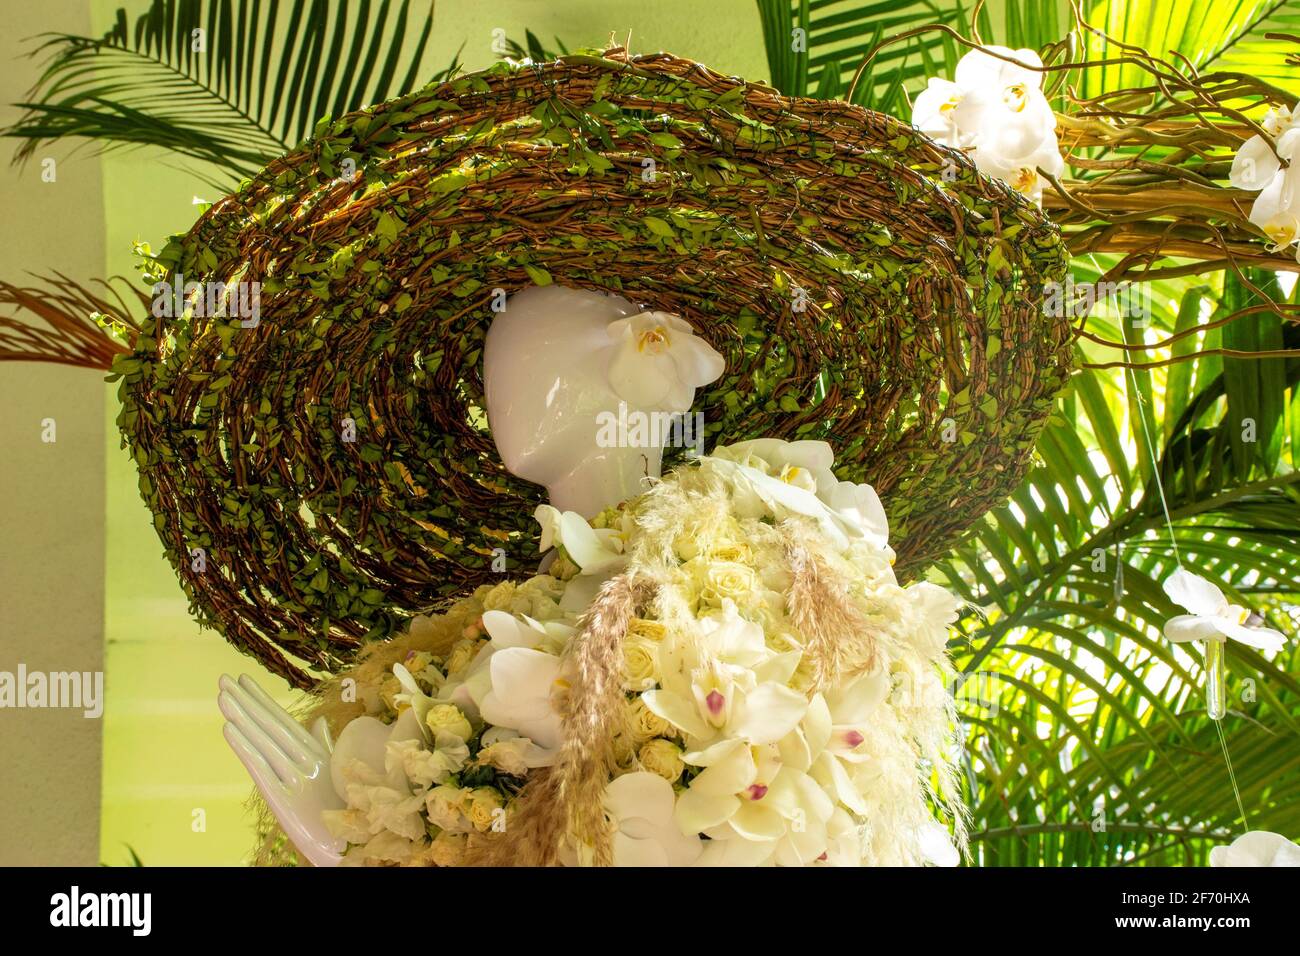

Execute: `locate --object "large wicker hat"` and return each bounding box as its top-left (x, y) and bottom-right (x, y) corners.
top-left (114, 49), bottom-right (1072, 687)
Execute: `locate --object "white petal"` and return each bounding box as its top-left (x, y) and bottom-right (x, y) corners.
top-left (1249, 168), bottom-right (1300, 247)
top-left (1213, 830), bottom-right (1300, 866)
top-left (533, 504), bottom-right (562, 552)
top-left (642, 689), bottom-right (712, 740)
top-left (913, 78), bottom-right (964, 145)
top-left (479, 648), bottom-right (562, 748)
top-left (481, 610), bottom-right (540, 648)
top-left (728, 801), bottom-right (786, 841)
top-left (731, 682), bottom-right (809, 745)
top-left (918, 821), bottom-right (961, 866)
top-left (688, 741), bottom-right (757, 796)
top-left (330, 716), bottom-right (392, 800)
top-left (1278, 127), bottom-right (1300, 162)
top-left (674, 787), bottom-right (740, 833)
top-left (606, 771), bottom-right (675, 825)
top-left (827, 668), bottom-right (890, 723)
top-left (1163, 568), bottom-right (1229, 616)
top-left (611, 831), bottom-right (670, 867)
top-left (558, 510), bottom-right (623, 573)
top-left (668, 331), bottom-right (725, 390)
top-left (1231, 135), bottom-right (1281, 189)
top-left (1163, 614), bottom-right (1224, 643)
top-left (607, 338), bottom-right (675, 408)
top-left (695, 834), bottom-right (778, 866)
top-left (1216, 617), bottom-right (1287, 653)
top-left (802, 694), bottom-right (833, 756)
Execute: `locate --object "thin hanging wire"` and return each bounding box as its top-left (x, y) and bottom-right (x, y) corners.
top-left (1217, 720), bottom-right (1250, 833)
top-left (1118, 301), bottom-right (1248, 835)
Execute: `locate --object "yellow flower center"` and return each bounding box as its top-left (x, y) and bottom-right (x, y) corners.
top-left (781, 465), bottom-right (805, 484)
top-left (637, 326), bottom-right (670, 352)
top-left (1264, 223), bottom-right (1298, 247)
top-left (1004, 83), bottom-right (1028, 112)
top-left (940, 95), bottom-right (961, 114)
top-left (1238, 608), bottom-right (1251, 626)
top-left (1012, 168), bottom-right (1037, 194)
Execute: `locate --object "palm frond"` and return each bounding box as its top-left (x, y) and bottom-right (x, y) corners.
top-left (1080, 0), bottom-right (1294, 98)
top-left (939, 272), bottom-right (1300, 865)
top-left (3, 0), bottom-right (458, 186)
top-left (754, 0), bottom-right (968, 110)
top-left (0, 273), bottom-right (145, 369)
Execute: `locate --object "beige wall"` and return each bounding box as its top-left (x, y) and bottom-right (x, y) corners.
top-left (0, 0), bottom-right (105, 865)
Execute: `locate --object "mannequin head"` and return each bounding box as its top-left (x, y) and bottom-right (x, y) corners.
top-left (483, 285), bottom-right (723, 516)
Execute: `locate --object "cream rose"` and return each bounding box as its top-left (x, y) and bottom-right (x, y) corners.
top-left (425, 703), bottom-right (473, 742)
top-left (682, 557), bottom-right (757, 606)
top-left (444, 637), bottom-right (483, 675)
top-left (638, 738), bottom-right (685, 783)
top-left (428, 830), bottom-right (467, 867)
top-left (628, 618), bottom-right (667, 642)
top-left (465, 787), bottom-right (506, 833)
top-left (627, 696), bottom-right (674, 740)
top-left (623, 638), bottom-right (659, 689)
top-left (481, 581), bottom-right (517, 612)
top-left (425, 785), bottom-right (469, 832)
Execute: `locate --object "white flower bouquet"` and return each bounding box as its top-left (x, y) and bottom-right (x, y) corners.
top-left (300, 438), bottom-right (968, 867)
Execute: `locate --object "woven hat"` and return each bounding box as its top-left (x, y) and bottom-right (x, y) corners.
top-left (114, 49), bottom-right (1072, 687)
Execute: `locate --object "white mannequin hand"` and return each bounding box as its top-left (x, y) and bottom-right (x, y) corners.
top-left (218, 673), bottom-right (344, 867)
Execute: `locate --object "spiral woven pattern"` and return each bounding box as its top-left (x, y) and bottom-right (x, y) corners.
top-left (115, 50), bottom-right (1071, 687)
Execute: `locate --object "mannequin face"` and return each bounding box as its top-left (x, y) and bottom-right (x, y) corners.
top-left (483, 285), bottom-right (723, 517)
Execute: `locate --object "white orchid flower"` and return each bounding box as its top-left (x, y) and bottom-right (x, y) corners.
top-left (604, 771), bottom-right (703, 867)
top-left (954, 45), bottom-right (1045, 97)
top-left (1262, 104), bottom-right (1299, 137)
top-left (430, 609), bottom-right (565, 723)
top-left (643, 603), bottom-right (807, 744)
top-left (903, 580), bottom-right (963, 659)
top-left (606, 311), bottom-right (724, 413)
top-left (533, 503), bottom-right (628, 574)
top-left (1210, 830), bottom-right (1300, 867)
top-left (916, 820), bottom-right (961, 866)
top-left (705, 439), bottom-right (890, 551)
top-left (912, 77), bottom-right (968, 147)
top-left (1233, 105), bottom-right (1300, 189)
top-left (1247, 160), bottom-right (1300, 250)
top-left (478, 647), bottom-right (566, 758)
top-left (912, 45), bottom-right (1063, 205)
top-left (806, 670), bottom-right (889, 815)
top-left (1231, 135), bottom-right (1282, 190)
top-left (1162, 568), bottom-right (1287, 653)
top-left (974, 138), bottom-right (1064, 204)
top-left (675, 738), bottom-right (834, 863)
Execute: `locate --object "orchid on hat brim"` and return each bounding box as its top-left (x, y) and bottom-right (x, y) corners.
top-left (1162, 568), bottom-right (1286, 653)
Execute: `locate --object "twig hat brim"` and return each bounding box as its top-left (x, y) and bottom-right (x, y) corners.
top-left (116, 49), bottom-right (1071, 687)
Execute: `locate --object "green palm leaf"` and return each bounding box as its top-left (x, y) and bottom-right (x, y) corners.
top-left (1080, 0), bottom-right (1298, 97)
top-left (755, 0), bottom-right (970, 110)
top-left (940, 273), bottom-right (1300, 865)
top-left (3, 0), bottom-right (458, 187)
